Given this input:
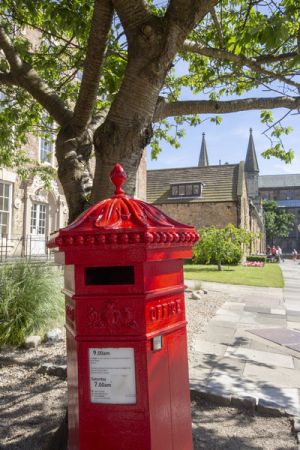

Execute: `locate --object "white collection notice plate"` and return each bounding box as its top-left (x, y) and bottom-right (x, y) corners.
top-left (89, 348), bottom-right (136, 404)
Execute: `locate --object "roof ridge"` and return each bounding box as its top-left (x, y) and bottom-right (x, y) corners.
top-left (148, 163), bottom-right (238, 172)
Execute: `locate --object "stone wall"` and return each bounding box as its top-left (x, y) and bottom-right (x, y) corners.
top-left (1, 169), bottom-right (68, 258)
top-left (155, 201), bottom-right (238, 230)
top-left (239, 171), bottom-right (250, 231)
top-left (135, 149), bottom-right (147, 200)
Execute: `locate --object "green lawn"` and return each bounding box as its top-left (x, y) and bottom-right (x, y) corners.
top-left (184, 264), bottom-right (284, 288)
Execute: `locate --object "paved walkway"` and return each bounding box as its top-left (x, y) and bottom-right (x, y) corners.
top-left (188, 260), bottom-right (300, 416)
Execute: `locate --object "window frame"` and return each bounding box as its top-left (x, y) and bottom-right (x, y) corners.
top-left (0, 181), bottom-right (12, 238)
top-left (30, 202), bottom-right (48, 236)
top-left (39, 136), bottom-right (55, 165)
top-left (169, 182), bottom-right (204, 199)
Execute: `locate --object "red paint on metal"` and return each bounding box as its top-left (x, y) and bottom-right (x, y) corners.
top-left (47, 164), bottom-right (197, 450)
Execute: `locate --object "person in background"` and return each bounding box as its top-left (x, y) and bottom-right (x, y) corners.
top-left (271, 245), bottom-right (277, 261)
top-left (292, 249), bottom-right (298, 262)
top-left (277, 246), bottom-right (284, 263)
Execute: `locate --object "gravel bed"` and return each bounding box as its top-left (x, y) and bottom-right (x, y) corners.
top-left (192, 395), bottom-right (297, 450)
top-left (0, 339), bottom-right (67, 450)
top-left (0, 291), bottom-right (298, 449)
top-left (185, 290), bottom-right (227, 364)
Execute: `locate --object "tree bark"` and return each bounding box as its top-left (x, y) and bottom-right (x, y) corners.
top-left (56, 125), bottom-right (94, 223)
top-left (92, 118), bottom-right (152, 201)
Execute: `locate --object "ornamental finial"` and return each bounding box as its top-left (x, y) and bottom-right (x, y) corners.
top-left (110, 163), bottom-right (127, 195)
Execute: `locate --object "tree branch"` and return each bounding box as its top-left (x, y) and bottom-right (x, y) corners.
top-left (256, 51), bottom-right (298, 63)
top-left (0, 26), bottom-right (23, 69)
top-left (210, 7), bottom-right (224, 48)
top-left (166, 0), bottom-right (219, 30)
top-left (0, 72), bottom-right (14, 85)
top-left (72, 0), bottom-right (113, 130)
top-left (112, 0), bottom-right (152, 35)
top-left (154, 96), bottom-right (300, 121)
top-left (0, 25), bottom-right (72, 126)
top-left (182, 40), bottom-right (300, 91)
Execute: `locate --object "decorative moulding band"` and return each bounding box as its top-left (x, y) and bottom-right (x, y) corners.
top-left (48, 230), bottom-right (200, 249)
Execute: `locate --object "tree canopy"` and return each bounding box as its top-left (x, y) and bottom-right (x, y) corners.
top-left (263, 199), bottom-right (295, 245)
top-left (0, 0), bottom-right (299, 220)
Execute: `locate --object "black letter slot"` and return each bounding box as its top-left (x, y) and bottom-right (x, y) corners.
top-left (85, 266), bottom-right (134, 285)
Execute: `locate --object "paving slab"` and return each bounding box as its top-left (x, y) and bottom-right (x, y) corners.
top-left (202, 326), bottom-right (236, 343)
top-left (287, 322), bottom-right (300, 330)
top-left (249, 328), bottom-right (300, 345)
top-left (210, 357), bottom-right (246, 375)
top-left (289, 343), bottom-right (300, 352)
top-left (189, 260), bottom-right (300, 415)
top-left (294, 358), bottom-right (300, 370)
top-left (209, 318), bottom-right (237, 328)
top-left (243, 362), bottom-right (300, 388)
top-left (193, 340), bottom-right (227, 356)
top-left (191, 370), bottom-right (300, 415)
top-left (249, 340), bottom-right (290, 355)
top-left (224, 346), bottom-right (294, 368)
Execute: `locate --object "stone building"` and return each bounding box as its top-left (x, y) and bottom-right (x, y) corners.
top-left (242, 129), bottom-right (300, 253)
top-left (0, 133), bottom-right (68, 259)
top-left (259, 175), bottom-right (300, 253)
top-left (147, 132), bottom-right (265, 254)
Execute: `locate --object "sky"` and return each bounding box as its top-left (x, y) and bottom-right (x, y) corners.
top-left (147, 30), bottom-right (300, 176)
top-left (147, 107), bottom-right (300, 175)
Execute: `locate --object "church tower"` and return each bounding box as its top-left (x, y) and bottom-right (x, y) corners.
top-left (198, 132), bottom-right (209, 167)
top-left (245, 128), bottom-right (259, 199)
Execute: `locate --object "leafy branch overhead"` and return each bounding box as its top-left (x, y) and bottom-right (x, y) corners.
top-left (0, 0), bottom-right (299, 219)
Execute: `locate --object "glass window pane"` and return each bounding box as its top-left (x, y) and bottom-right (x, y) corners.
top-left (40, 138), bottom-right (53, 163)
top-left (1, 225), bottom-right (7, 236)
top-left (31, 204), bottom-right (37, 233)
top-left (193, 184), bottom-right (200, 196)
top-left (179, 185), bottom-right (185, 196)
top-left (1, 213), bottom-right (8, 225)
top-left (0, 183), bottom-right (3, 196)
top-left (171, 185), bottom-right (178, 196)
top-left (0, 212), bottom-right (8, 237)
top-left (186, 184), bottom-right (192, 196)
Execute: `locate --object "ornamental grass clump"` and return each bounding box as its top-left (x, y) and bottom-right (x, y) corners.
top-left (0, 262), bottom-right (64, 347)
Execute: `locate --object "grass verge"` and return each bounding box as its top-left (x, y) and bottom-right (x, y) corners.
top-left (184, 263), bottom-right (284, 288)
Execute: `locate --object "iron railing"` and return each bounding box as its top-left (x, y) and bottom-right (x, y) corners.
top-left (0, 234), bottom-right (53, 262)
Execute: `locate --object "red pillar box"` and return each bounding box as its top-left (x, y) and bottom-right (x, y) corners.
top-left (47, 164), bottom-right (199, 450)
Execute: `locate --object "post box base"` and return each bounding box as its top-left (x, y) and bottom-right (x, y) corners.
top-left (67, 327), bottom-right (193, 450)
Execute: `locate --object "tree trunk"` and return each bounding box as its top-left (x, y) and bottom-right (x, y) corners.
top-left (56, 125), bottom-right (94, 224)
top-left (217, 260), bottom-right (222, 271)
top-left (92, 118), bottom-right (152, 201)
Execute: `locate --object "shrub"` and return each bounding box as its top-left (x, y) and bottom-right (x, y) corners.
top-left (0, 262), bottom-right (64, 347)
top-left (246, 256), bottom-right (267, 263)
top-left (193, 224), bottom-right (255, 270)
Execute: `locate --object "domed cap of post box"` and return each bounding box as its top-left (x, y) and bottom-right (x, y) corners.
top-left (47, 163), bottom-right (199, 250)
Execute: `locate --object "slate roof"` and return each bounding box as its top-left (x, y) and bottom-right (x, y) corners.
top-left (259, 174), bottom-right (300, 189)
top-left (147, 163), bottom-right (241, 204)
